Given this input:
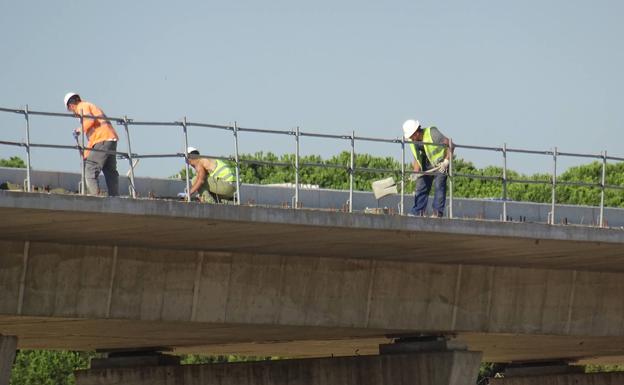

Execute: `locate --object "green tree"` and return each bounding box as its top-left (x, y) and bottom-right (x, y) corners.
top-left (0, 156), bottom-right (26, 168)
top-left (10, 350), bottom-right (95, 385)
top-left (181, 354), bottom-right (274, 365)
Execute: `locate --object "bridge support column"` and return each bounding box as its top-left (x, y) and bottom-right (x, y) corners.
top-left (0, 335), bottom-right (17, 385)
top-left (76, 346), bottom-right (482, 385)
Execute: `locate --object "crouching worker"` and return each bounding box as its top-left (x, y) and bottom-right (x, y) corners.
top-left (186, 147), bottom-right (236, 203)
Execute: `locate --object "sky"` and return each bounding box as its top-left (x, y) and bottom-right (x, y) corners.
top-left (1, 0), bottom-right (623, 178)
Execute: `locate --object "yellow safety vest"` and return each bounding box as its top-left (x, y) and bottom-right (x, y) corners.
top-left (210, 159), bottom-right (236, 183)
top-left (409, 126), bottom-right (446, 170)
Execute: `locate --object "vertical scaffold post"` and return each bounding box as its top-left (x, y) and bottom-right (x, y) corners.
top-left (24, 105), bottom-right (32, 192)
top-left (599, 150), bottom-right (607, 228)
top-left (502, 142), bottom-right (508, 222)
top-left (123, 116), bottom-right (137, 198)
top-left (400, 138), bottom-right (405, 215)
top-left (551, 147), bottom-right (557, 225)
top-left (80, 109), bottom-right (86, 195)
top-left (233, 121), bottom-right (241, 205)
top-left (448, 138), bottom-right (454, 219)
top-left (349, 130), bottom-right (355, 213)
top-left (295, 126), bottom-right (300, 209)
top-left (182, 117), bottom-right (191, 203)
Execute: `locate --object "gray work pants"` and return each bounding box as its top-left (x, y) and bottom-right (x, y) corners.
top-left (85, 141), bottom-right (119, 196)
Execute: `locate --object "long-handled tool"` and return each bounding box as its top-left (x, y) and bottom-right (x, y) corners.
top-left (72, 130), bottom-right (85, 193)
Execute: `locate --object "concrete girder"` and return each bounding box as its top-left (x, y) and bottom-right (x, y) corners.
top-left (3, 239), bottom-right (624, 362)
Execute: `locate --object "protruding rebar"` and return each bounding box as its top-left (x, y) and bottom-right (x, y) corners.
top-left (295, 126), bottom-right (300, 209)
top-left (502, 142), bottom-right (507, 221)
top-left (182, 117), bottom-right (191, 203)
top-left (123, 116), bottom-right (137, 198)
top-left (233, 121), bottom-right (242, 205)
top-left (24, 105), bottom-right (32, 192)
top-left (349, 130), bottom-right (355, 213)
top-left (599, 150), bottom-right (607, 227)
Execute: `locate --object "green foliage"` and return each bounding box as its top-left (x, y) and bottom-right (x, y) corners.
top-left (585, 364), bottom-right (624, 373)
top-left (171, 164), bottom-right (195, 180)
top-left (477, 362), bottom-right (505, 384)
top-left (0, 156), bottom-right (26, 168)
top-left (181, 354), bottom-right (275, 365)
top-left (10, 350), bottom-right (95, 385)
top-left (236, 151), bottom-right (402, 191)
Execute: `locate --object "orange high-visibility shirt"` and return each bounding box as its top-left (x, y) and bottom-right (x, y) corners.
top-left (76, 101), bottom-right (118, 158)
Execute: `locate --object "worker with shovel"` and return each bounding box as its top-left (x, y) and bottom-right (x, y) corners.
top-left (185, 147), bottom-right (236, 203)
top-left (403, 119), bottom-right (453, 217)
top-left (65, 92), bottom-right (119, 196)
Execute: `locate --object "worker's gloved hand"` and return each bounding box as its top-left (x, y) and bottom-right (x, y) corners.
top-left (410, 173), bottom-right (421, 181)
top-left (438, 159), bottom-right (450, 174)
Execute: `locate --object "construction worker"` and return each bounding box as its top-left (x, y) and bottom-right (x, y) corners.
top-left (64, 92), bottom-right (119, 196)
top-left (186, 147), bottom-right (236, 203)
top-left (403, 119), bottom-right (453, 217)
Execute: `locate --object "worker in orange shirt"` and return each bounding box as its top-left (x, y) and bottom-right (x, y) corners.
top-left (64, 92), bottom-right (119, 196)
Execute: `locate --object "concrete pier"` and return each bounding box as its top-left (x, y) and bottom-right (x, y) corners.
top-left (75, 351), bottom-right (483, 385)
top-left (0, 335), bottom-right (17, 385)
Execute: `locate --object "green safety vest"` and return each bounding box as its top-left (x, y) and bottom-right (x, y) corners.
top-left (409, 126), bottom-right (446, 169)
top-left (210, 159), bottom-right (236, 183)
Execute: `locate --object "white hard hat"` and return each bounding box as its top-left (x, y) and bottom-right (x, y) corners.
top-left (187, 146), bottom-right (199, 154)
top-left (64, 92), bottom-right (79, 107)
top-left (402, 119), bottom-right (421, 139)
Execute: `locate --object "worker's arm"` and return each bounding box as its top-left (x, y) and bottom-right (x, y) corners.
top-left (412, 159), bottom-right (421, 172)
top-left (442, 137), bottom-right (454, 160)
top-left (189, 165), bottom-right (206, 195)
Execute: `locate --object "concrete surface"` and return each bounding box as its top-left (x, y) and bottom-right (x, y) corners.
top-left (3, 237), bottom-right (624, 362)
top-left (0, 191), bottom-right (623, 272)
top-left (1, 192), bottom-right (624, 363)
top-left (490, 372), bottom-right (624, 384)
top-left (2, 167), bottom-right (623, 227)
top-left (0, 335), bottom-right (16, 385)
top-left (75, 351), bottom-right (482, 385)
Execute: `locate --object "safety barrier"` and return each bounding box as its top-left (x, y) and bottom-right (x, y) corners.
top-left (1, 105), bottom-right (623, 227)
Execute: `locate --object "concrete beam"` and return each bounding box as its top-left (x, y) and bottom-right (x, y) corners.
top-left (2, 239), bottom-right (624, 338)
top-left (2, 191), bottom-right (624, 273)
top-left (0, 335), bottom-right (17, 385)
top-left (75, 351), bottom-right (483, 385)
top-left (4, 239), bottom-right (624, 361)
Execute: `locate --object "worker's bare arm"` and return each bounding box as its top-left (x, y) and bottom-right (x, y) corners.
top-left (189, 165), bottom-right (206, 195)
top-left (442, 137), bottom-right (453, 160)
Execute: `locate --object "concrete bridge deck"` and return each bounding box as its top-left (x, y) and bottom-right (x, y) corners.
top-left (1, 191), bottom-right (622, 271)
top-left (1, 191), bottom-right (624, 364)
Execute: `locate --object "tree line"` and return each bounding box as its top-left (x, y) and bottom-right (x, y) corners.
top-left (231, 151), bottom-right (624, 208)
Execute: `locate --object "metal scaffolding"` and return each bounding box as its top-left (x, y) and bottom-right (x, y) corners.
top-left (1, 106), bottom-right (623, 228)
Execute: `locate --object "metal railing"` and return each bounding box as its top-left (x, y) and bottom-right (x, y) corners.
top-left (1, 105), bottom-right (623, 228)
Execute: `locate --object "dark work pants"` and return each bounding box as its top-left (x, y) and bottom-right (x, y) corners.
top-left (85, 141), bottom-right (119, 196)
top-left (411, 173), bottom-right (447, 217)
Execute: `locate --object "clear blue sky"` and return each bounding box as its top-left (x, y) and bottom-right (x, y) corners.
top-left (1, 0), bottom-right (622, 178)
